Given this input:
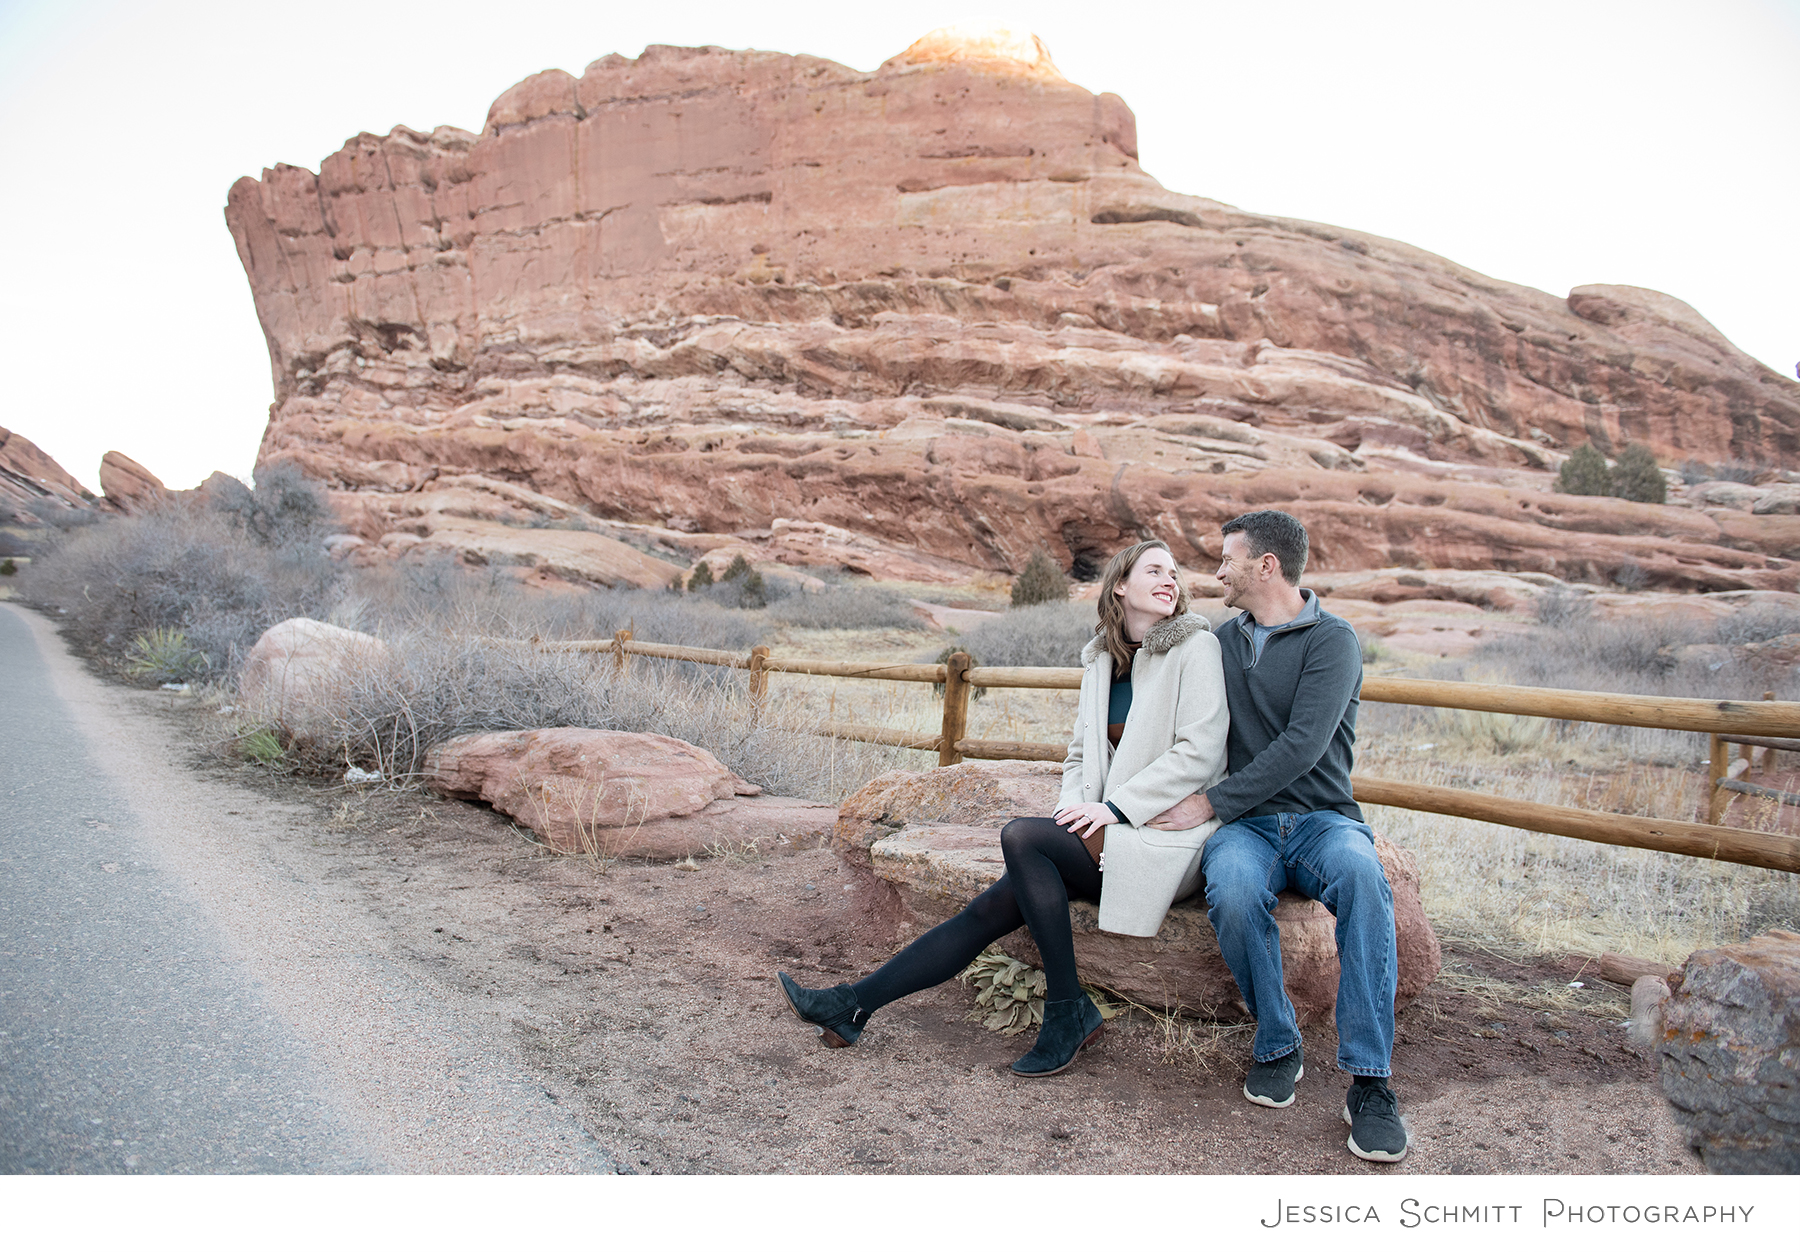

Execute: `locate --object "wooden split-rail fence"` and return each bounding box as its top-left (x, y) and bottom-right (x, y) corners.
top-left (547, 630), bottom-right (1800, 876)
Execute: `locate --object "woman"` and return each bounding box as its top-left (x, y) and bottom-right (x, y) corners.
top-left (778, 539), bottom-right (1229, 1077)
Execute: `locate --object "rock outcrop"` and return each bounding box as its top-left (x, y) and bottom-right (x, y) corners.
top-left (837, 761), bottom-right (1442, 1018)
top-left (1658, 929), bottom-right (1800, 1173)
top-left (424, 727), bottom-right (834, 858)
top-left (98, 451), bottom-right (166, 512)
top-left (225, 30), bottom-right (1800, 592)
top-left (0, 426), bottom-right (93, 524)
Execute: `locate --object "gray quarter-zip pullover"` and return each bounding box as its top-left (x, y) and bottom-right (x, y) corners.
top-left (1204, 589), bottom-right (1365, 824)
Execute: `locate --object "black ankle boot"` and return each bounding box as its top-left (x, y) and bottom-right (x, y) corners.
top-left (778, 971), bottom-right (870, 1047)
top-left (1011, 996), bottom-right (1105, 1077)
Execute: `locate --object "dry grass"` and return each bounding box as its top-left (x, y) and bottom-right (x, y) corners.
top-left (233, 625), bottom-right (914, 805)
top-left (519, 774), bottom-right (651, 871)
top-left (1431, 959), bottom-right (1631, 1023)
top-left (1094, 986), bottom-right (1257, 1071)
top-left (1358, 746), bottom-right (1800, 966)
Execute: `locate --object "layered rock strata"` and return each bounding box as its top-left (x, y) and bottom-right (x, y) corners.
top-left (98, 450), bottom-right (167, 512)
top-left (227, 32), bottom-right (1800, 591)
top-left (1, 427), bottom-right (93, 524)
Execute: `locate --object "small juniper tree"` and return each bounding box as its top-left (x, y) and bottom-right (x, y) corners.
top-left (721, 554), bottom-right (753, 582)
top-left (1557, 443), bottom-right (1612, 496)
top-left (1011, 548), bottom-right (1071, 607)
top-left (738, 569), bottom-right (768, 609)
top-left (1610, 442), bottom-right (1667, 504)
top-left (686, 561), bottom-right (715, 591)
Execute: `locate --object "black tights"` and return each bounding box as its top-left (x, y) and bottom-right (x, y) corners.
top-left (851, 817), bottom-right (1102, 1012)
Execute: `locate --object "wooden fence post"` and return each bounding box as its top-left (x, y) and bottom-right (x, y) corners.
top-left (748, 645), bottom-right (770, 724)
top-left (939, 651), bottom-right (972, 766)
top-left (613, 628), bottom-right (633, 676)
top-left (1758, 691), bottom-right (1775, 772)
top-left (1708, 731), bottom-right (1728, 824)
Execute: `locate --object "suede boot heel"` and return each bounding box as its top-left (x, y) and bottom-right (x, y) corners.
top-left (1011, 996), bottom-right (1105, 1077)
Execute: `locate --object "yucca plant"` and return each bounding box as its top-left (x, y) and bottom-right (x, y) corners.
top-left (123, 626), bottom-right (206, 683)
top-left (957, 948), bottom-right (1123, 1034)
top-left (239, 728), bottom-right (286, 767)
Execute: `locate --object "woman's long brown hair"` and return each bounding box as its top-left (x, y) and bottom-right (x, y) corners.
top-left (1094, 539), bottom-right (1190, 670)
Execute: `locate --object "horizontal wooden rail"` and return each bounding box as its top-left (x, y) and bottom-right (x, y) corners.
top-left (1716, 734), bottom-right (1800, 752)
top-left (1362, 676), bottom-right (1800, 737)
top-left (956, 736), bottom-right (1065, 762)
top-left (548, 638), bottom-right (752, 667)
top-left (764, 658), bottom-right (948, 683)
top-left (818, 721), bottom-right (944, 752)
top-left (964, 665), bottom-right (1083, 690)
top-left (1718, 778), bottom-right (1800, 806)
top-left (1351, 775), bottom-right (1800, 873)
top-left (620, 640), bottom-right (751, 667)
top-left (812, 723), bottom-right (1065, 762)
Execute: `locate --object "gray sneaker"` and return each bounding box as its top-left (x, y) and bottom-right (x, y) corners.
top-left (1343, 1080), bottom-right (1410, 1162)
top-left (1242, 1045), bottom-right (1304, 1108)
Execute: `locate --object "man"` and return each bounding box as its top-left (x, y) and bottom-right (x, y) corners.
top-left (1150, 509), bottom-right (1407, 1163)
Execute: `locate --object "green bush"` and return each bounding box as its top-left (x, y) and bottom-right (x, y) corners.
top-left (686, 562), bottom-right (714, 591)
top-left (738, 569), bottom-right (768, 609)
top-left (1556, 441), bottom-right (1666, 503)
top-left (1612, 443), bottom-right (1667, 504)
top-left (696, 554), bottom-right (775, 609)
top-left (1011, 549), bottom-right (1071, 607)
top-left (0, 558), bottom-right (15, 576)
top-left (1557, 443), bottom-right (1613, 496)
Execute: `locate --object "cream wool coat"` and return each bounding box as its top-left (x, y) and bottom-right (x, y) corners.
top-left (1057, 612), bottom-right (1230, 937)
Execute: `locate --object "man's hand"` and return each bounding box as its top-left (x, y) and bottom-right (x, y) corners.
top-left (1052, 802), bottom-right (1119, 838)
top-left (1147, 792), bottom-right (1214, 830)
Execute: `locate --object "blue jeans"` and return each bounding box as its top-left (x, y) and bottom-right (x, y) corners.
top-left (1200, 811), bottom-right (1396, 1076)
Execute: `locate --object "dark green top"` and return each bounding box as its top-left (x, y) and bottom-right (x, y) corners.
top-left (1105, 638), bottom-right (1141, 747)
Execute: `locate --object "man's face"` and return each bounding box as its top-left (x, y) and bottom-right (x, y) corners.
top-left (1215, 532), bottom-right (1263, 609)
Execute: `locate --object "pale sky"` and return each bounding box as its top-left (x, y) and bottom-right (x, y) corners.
top-left (2, 0), bottom-right (1795, 491)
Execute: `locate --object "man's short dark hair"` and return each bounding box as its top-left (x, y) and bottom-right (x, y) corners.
top-left (1221, 510), bottom-right (1309, 584)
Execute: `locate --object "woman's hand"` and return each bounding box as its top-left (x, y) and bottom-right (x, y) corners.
top-left (1053, 802), bottom-right (1119, 839)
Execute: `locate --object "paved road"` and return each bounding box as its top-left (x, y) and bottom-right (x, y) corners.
top-left (0, 604), bottom-right (616, 1173)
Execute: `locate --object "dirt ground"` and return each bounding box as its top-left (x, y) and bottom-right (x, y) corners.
top-left (157, 700), bottom-right (1702, 1176)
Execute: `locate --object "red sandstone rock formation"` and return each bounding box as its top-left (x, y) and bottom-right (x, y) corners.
top-left (225, 30), bottom-right (1800, 592)
top-left (424, 726), bottom-right (834, 858)
top-left (98, 451), bottom-right (166, 512)
top-left (0, 426), bottom-right (94, 523)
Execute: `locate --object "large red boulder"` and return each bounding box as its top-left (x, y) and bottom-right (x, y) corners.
top-left (424, 727), bottom-right (833, 859)
top-left (839, 761), bottom-right (1442, 1019)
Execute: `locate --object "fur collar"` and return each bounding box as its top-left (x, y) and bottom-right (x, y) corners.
top-left (1081, 612), bottom-right (1211, 666)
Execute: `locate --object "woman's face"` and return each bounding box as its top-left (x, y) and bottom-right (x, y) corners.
top-left (1113, 547), bottom-right (1180, 625)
